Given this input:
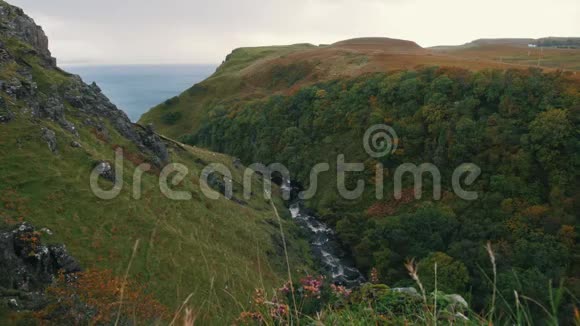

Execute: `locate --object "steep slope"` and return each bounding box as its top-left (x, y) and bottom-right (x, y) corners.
top-left (0, 1), bottom-right (312, 324)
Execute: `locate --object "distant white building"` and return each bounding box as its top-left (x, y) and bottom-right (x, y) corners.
top-left (528, 44), bottom-right (537, 48)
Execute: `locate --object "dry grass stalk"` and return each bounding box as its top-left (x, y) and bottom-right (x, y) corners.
top-left (269, 196), bottom-right (299, 324)
top-left (114, 239), bottom-right (140, 326)
top-left (182, 308), bottom-right (197, 326)
top-left (404, 258), bottom-right (428, 305)
top-left (485, 241), bottom-right (497, 319)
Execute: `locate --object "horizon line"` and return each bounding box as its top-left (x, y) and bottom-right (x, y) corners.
top-left (60, 62), bottom-right (221, 67)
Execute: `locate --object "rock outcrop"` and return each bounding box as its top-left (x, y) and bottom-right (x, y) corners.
top-left (0, 2), bottom-right (55, 66)
top-left (0, 223), bottom-right (81, 311)
top-left (94, 161), bottom-right (116, 182)
top-left (40, 127), bottom-right (57, 154)
top-left (0, 97), bottom-right (11, 122)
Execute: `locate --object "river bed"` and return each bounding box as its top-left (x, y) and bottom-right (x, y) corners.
top-left (283, 181), bottom-right (365, 286)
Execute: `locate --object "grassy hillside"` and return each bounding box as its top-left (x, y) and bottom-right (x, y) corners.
top-left (0, 1), bottom-right (313, 324)
top-left (0, 117), bottom-right (312, 323)
top-left (141, 37), bottom-right (580, 140)
top-left (139, 43), bottom-right (318, 137)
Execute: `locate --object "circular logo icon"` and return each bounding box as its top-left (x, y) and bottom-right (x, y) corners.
top-left (363, 124), bottom-right (398, 158)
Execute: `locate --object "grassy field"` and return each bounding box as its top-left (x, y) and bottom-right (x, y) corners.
top-left (433, 43), bottom-right (580, 71)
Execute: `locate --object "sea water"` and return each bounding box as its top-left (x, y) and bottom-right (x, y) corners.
top-left (64, 64), bottom-right (217, 122)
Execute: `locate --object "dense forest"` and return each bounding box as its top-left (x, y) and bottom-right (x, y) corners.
top-left (182, 67), bottom-right (580, 320)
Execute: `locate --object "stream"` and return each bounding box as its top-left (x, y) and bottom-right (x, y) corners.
top-left (282, 181), bottom-right (365, 286)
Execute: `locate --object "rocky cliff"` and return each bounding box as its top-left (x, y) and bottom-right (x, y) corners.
top-left (0, 0), bottom-right (169, 166)
top-left (0, 2), bottom-right (55, 66)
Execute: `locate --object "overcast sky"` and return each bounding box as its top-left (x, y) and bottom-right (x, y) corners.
top-left (9, 0), bottom-right (580, 65)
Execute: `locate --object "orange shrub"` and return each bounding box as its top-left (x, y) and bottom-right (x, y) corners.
top-left (37, 269), bottom-right (169, 325)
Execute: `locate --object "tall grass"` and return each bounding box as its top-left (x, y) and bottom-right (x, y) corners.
top-left (102, 230), bottom-right (574, 325)
top-left (478, 241), bottom-right (577, 326)
top-left (292, 241), bottom-right (577, 326)
top-left (269, 193), bottom-right (300, 324)
top-left (114, 239), bottom-right (140, 326)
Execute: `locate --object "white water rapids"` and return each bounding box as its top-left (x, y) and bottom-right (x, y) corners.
top-left (283, 181), bottom-right (365, 285)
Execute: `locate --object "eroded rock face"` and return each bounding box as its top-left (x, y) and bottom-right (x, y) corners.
top-left (138, 124), bottom-right (169, 165)
top-left (0, 98), bottom-right (12, 123)
top-left (0, 44), bottom-right (12, 63)
top-left (61, 76), bottom-right (138, 142)
top-left (203, 170), bottom-right (228, 194)
top-left (0, 223), bottom-right (81, 310)
top-left (41, 127), bottom-right (57, 154)
top-left (1, 77), bottom-right (36, 100)
top-left (38, 97), bottom-right (78, 136)
top-left (60, 78), bottom-right (169, 166)
top-left (0, 3), bottom-right (56, 66)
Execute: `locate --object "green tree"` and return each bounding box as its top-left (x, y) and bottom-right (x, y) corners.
top-left (418, 252), bottom-right (470, 294)
top-left (529, 109), bottom-right (572, 165)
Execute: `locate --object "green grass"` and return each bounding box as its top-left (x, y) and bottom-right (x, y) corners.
top-left (139, 43), bottom-right (317, 137)
top-left (0, 36), bottom-right (314, 324)
top-left (214, 44), bottom-right (316, 77)
top-left (0, 113), bottom-right (313, 324)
